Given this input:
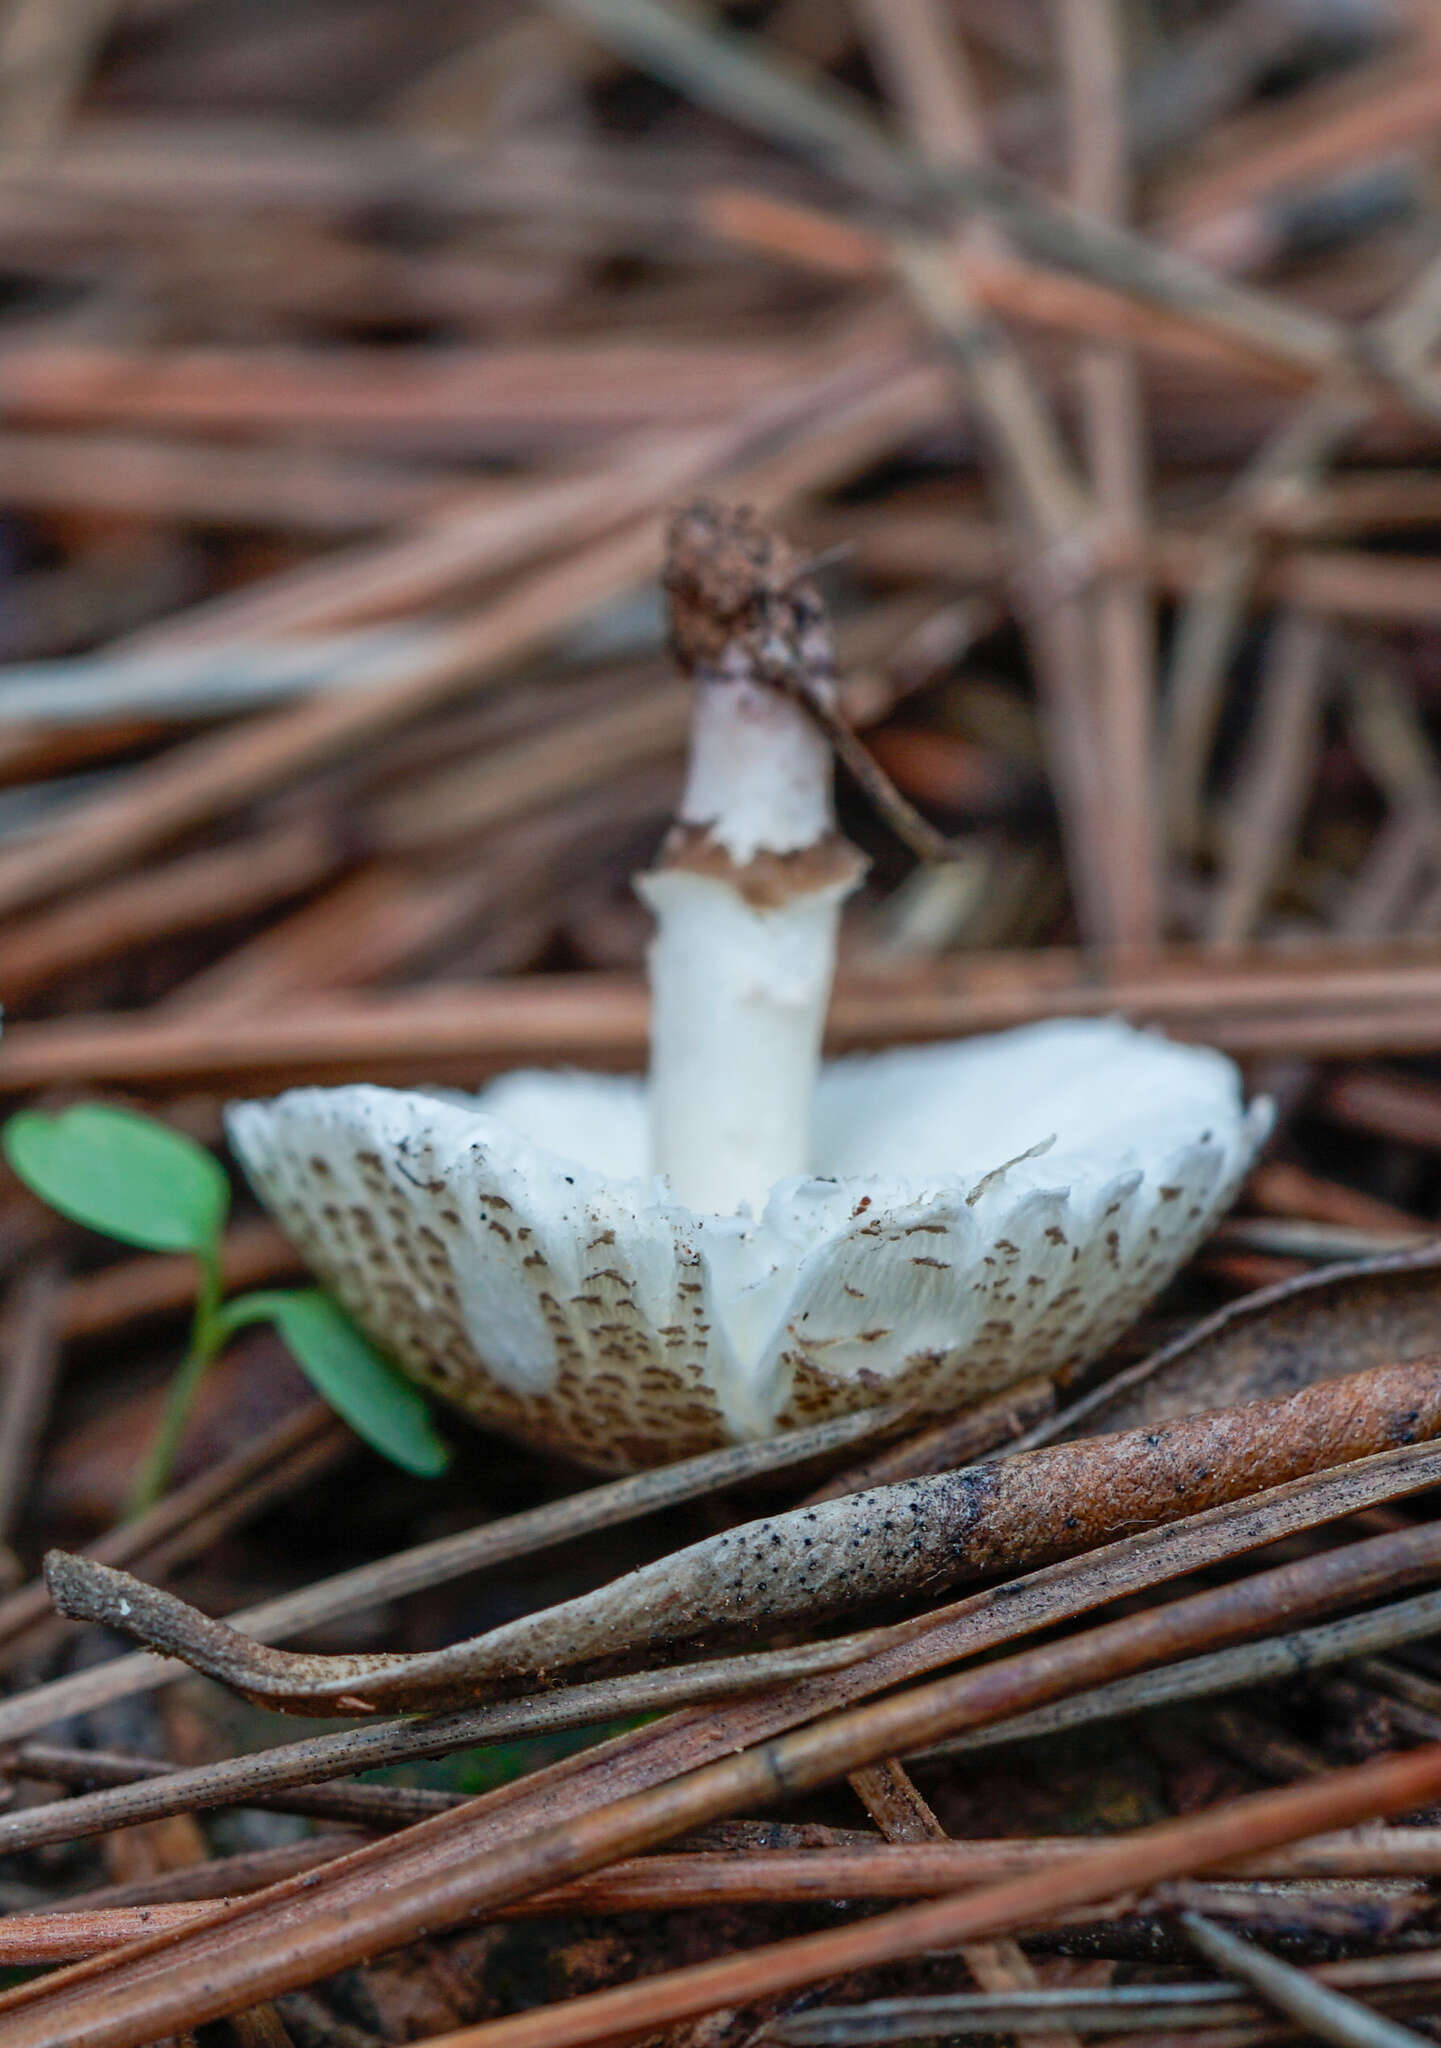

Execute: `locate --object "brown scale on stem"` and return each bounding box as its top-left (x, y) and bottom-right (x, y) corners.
top-left (44, 1357), bottom-right (1441, 1718)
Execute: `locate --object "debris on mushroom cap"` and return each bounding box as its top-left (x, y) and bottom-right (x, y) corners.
top-left (652, 497), bottom-right (851, 873)
top-left (226, 1020), bottom-right (1271, 1473)
top-left (664, 499), bottom-right (829, 681)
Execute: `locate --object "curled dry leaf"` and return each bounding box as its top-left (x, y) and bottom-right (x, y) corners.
top-left (45, 1356), bottom-right (1441, 1715)
top-left (1046, 1240), bottom-right (1441, 1442)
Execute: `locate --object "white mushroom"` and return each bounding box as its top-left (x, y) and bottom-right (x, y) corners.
top-left (227, 504), bottom-right (1271, 1472)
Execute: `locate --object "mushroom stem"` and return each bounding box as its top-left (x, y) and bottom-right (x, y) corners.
top-left (638, 503), bottom-right (865, 1215)
top-left (639, 857), bottom-right (855, 1215)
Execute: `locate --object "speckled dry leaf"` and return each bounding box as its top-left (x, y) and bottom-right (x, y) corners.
top-left (44, 1357), bottom-right (1441, 1715)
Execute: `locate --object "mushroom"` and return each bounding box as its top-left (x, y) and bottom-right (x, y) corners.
top-left (227, 503), bottom-right (1271, 1472)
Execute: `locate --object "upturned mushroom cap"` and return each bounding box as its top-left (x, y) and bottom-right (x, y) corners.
top-left (226, 1019), bottom-right (1271, 1473)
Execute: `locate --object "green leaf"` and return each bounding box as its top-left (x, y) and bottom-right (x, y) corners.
top-left (3, 1104), bottom-right (229, 1254)
top-left (453, 1716), bottom-right (659, 1795)
top-left (224, 1289), bottom-right (449, 1478)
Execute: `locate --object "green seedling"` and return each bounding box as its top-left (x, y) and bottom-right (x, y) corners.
top-left (4, 1103), bottom-right (448, 1515)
